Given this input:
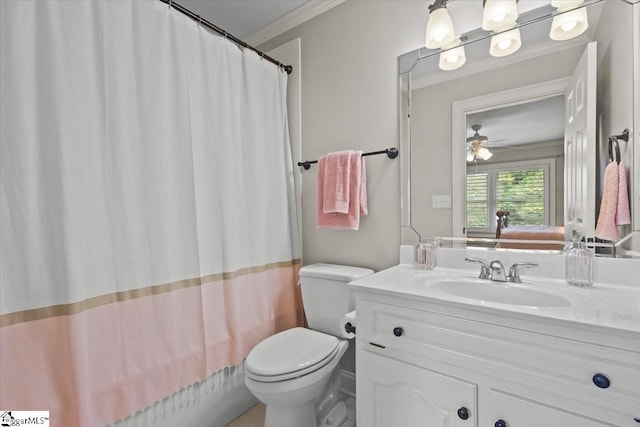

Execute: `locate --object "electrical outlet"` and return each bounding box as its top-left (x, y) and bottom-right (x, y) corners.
top-left (432, 195), bottom-right (451, 209)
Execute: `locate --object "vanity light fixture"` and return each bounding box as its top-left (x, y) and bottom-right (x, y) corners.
top-left (489, 25), bottom-right (522, 57)
top-left (425, 0), bottom-right (456, 49)
top-left (425, 0), bottom-right (588, 69)
top-left (439, 38), bottom-right (466, 71)
top-left (482, 0), bottom-right (519, 32)
top-left (549, 4), bottom-right (589, 41)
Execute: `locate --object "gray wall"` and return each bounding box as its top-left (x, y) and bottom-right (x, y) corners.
top-left (261, 1), bottom-right (429, 272)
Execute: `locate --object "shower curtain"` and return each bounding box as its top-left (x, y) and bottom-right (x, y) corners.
top-left (0, 1), bottom-right (302, 425)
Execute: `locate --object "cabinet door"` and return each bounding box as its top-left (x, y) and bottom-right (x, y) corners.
top-left (490, 390), bottom-right (612, 427)
top-left (358, 350), bottom-right (476, 427)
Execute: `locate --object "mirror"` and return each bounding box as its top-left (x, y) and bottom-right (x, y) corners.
top-left (400, 0), bottom-right (638, 256)
top-left (464, 95), bottom-right (565, 240)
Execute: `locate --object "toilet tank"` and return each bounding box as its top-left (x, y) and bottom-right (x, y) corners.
top-left (298, 263), bottom-right (374, 337)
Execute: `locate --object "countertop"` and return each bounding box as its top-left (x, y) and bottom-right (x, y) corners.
top-left (349, 263), bottom-right (640, 335)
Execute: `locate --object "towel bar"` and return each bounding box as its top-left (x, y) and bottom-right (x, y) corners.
top-left (608, 128), bottom-right (629, 164)
top-left (298, 147), bottom-right (398, 170)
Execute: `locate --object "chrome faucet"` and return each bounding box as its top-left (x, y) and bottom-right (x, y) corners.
top-left (464, 258), bottom-right (490, 279)
top-left (508, 262), bottom-right (539, 283)
top-left (489, 260), bottom-right (507, 282)
top-left (466, 258), bottom-right (539, 283)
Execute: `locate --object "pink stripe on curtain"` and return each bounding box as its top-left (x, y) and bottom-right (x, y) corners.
top-left (0, 264), bottom-right (303, 426)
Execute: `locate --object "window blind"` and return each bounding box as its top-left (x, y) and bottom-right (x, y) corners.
top-left (466, 172), bottom-right (489, 228)
top-left (466, 164), bottom-right (549, 231)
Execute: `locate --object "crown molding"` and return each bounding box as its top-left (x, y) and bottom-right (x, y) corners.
top-left (245, 0), bottom-right (346, 46)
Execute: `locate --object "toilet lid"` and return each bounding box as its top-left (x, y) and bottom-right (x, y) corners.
top-left (246, 327), bottom-right (339, 379)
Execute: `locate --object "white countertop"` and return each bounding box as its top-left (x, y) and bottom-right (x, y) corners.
top-left (349, 248), bottom-right (640, 334)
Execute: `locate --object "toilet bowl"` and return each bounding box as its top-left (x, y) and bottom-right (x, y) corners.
top-left (245, 328), bottom-right (348, 427)
top-left (244, 263), bottom-right (374, 427)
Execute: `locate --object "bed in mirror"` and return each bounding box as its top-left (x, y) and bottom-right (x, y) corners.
top-left (399, 0), bottom-right (638, 257)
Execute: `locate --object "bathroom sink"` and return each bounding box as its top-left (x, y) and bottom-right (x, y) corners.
top-left (428, 279), bottom-right (571, 308)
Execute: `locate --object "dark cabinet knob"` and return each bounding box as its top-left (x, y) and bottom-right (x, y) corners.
top-left (393, 327), bottom-right (404, 337)
top-left (592, 373), bottom-right (610, 389)
top-left (495, 420), bottom-right (507, 427)
top-left (457, 407), bottom-right (469, 420)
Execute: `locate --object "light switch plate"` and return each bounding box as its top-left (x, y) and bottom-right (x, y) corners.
top-left (432, 195), bottom-right (451, 209)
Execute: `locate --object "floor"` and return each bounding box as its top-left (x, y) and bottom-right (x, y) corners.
top-left (225, 403), bottom-right (266, 427)
top-left (225, 397), bottom-right (356, 427)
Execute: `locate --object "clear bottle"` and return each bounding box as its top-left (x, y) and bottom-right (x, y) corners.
top-left (414, 238), bottom-right (439, 270)
top-left (564, 236), bottom-right (593, 287)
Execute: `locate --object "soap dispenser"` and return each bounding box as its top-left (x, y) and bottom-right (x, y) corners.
top-left (564, 234), bottom-right (593, 287)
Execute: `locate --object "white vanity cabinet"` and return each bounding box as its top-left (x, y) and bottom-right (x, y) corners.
top-left (355, 293), bottom-right (640, 427)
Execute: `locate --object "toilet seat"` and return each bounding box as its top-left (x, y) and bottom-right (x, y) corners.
top-left (246, 327), bottom-right (340, 383)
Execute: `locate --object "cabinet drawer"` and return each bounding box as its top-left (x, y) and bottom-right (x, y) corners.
top-left (357, 299), bottom-right (640, 406)
top-left (489, 389), bottom-right (638, 427)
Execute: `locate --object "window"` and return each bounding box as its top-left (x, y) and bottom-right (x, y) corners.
top-left (466, 159), bottom-right (555, 232)
top-left (466, 172), bottom-right (488, 228)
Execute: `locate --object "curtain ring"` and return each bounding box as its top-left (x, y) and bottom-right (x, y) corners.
top-left (260, 52), bottom-right (264, 61)
top-left (168, 0), bottom-right (172, 9)
top-left (197, 15), bottom-right (202, 27)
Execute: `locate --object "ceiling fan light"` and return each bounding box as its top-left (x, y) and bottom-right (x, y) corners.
top-left (439, 39), bottom-right (466, 71)
top-left (550, 0), bottom-right (584, 9)
top-left (550, 7), bottom-right (588, 40)
top-left (426, 7), bottom-right (456, 49)
top-left (482, 0), bottom-right (518, 31)
top-left (467, 150), bottom-right (475, 162)
top-left (477, 148), bottom-right (493, 160)
top-left (490, 27), bottom-right (521, 57)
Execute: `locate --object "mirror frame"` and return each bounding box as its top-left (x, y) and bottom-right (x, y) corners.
top-left (634, 3), bottom-right (640, 231)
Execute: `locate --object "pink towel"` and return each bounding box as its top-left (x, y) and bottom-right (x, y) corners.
top-left (322, 151), bottom-right (352, 214)
top-left (616, 162), bottom-right (631, 225)
top-left (317, 151), bottom-right (367, 230)
top-left (595, 161), bottom-right (619, 241)
top-left (359, 155), bottom-right (368, 216)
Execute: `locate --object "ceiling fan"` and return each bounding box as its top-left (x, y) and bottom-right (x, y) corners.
top-left (466, 124), bottom-right (494, 162)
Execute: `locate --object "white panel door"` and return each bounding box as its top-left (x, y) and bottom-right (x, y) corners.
top-left (564, 42), bottom-right (597, 240)
top-left (358, 350), bottom-right (477, 427)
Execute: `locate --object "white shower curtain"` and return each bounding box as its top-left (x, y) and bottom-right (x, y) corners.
top-left (0, 1), bottom-right (302, 425)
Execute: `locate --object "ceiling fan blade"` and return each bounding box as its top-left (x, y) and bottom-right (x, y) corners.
top-left (483, 138), bottom-right (508, 147)
top-left (488, 143), bottom-right (539, 150)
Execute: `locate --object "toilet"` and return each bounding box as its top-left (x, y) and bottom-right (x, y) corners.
top-left (244, 263), bottom-right (374, 427)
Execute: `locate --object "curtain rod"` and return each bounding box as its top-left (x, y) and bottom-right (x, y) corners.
top-left (298, 148), bottom-right (399, 170)
top-left (158, 0), bottom-right (293, 75)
